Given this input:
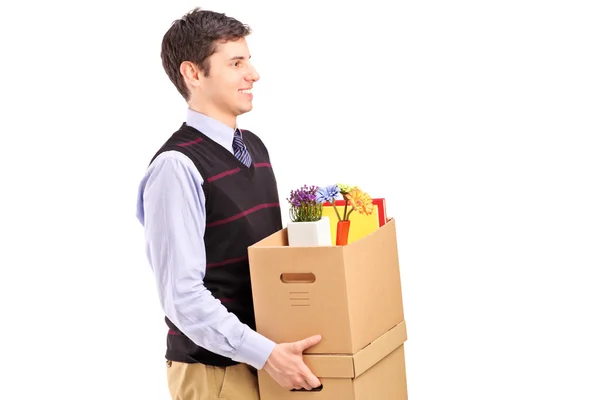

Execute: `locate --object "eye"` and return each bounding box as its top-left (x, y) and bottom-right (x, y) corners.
top-left (232, 61), bottom-right (241, 67)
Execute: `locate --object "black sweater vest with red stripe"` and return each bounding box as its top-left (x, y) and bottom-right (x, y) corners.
top-left (149, 122), bottom-right (282, 366)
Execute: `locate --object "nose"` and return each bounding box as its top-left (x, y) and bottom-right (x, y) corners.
top-left (246, 64), bottom-right (260, 82)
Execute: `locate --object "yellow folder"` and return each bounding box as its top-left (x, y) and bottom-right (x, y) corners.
top-left (321, 203), bottom-right (380, 244)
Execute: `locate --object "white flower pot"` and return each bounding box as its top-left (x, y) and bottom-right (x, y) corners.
top-left (287, 216), bottom-right (332, 247)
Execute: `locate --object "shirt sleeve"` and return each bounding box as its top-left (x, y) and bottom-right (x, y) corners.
top-left (137, 150), bottom-right (276, 369)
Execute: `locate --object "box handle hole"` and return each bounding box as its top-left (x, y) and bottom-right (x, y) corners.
top-left (291, 384), bottom-right (323, 392)
top-left (280, 273), bottom-right (316, 284)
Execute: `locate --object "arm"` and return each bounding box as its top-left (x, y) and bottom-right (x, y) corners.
top-left (137, 150), bottom-right (275, 369)
top-left (137, 150), bottom-right (323, 390)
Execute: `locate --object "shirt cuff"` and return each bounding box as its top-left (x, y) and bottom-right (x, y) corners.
top-left (233, 326), bottom-right (276, 370)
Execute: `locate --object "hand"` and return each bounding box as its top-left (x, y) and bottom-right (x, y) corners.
top-left (263, 334), bottom-right (322, 391)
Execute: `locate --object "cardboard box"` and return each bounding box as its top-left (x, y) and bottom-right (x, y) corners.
top-left (248, 218), bottom-right (404, 354)
top-left (257, 321), bottom-right (408, 400)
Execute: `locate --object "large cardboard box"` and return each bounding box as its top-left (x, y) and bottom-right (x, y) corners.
top-left (257, 321), bottom-right (408, 400)
top-left (248, 218), bottom-right (404, 354)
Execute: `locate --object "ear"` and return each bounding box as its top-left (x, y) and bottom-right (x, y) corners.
top-left (180, 61), bottom-right (202, 90)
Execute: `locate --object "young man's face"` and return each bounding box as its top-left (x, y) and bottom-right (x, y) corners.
top-left (196, 37), bottom-right (260, 125)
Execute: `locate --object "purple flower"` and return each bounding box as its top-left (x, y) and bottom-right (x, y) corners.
top-left (287, 184), bottom-right (325, 222)
top-left (287, 184), bottom-right (319, 207)
top-left (289, 194), bottom-right (301, 208)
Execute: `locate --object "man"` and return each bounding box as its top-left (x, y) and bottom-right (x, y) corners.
top-left (136, 8), bottom-right (322, 400)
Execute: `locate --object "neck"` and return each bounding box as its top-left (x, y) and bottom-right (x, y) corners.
top-left (188, 101), bottom-right (236, 129)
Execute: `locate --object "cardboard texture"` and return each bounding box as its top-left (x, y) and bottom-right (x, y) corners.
top-left (247, 218), bottom-right (404, 354)
top-left (256, 321), bottom-right (408, 400)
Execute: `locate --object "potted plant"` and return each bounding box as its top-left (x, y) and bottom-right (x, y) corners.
top-left (319, 183), bottom-right (375, 246)
top-left (286, 184), bottom-right (332, 247)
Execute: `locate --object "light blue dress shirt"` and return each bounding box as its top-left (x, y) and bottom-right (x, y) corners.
top-left (136, 108), bottom-right (276, 370)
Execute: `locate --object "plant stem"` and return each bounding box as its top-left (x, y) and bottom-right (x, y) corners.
top-left (331, 201), bottom-right (342, 221)
top-left (343, 197), bottom-right (348, 220)
top-left (347, 208), bottom-right (355, 219)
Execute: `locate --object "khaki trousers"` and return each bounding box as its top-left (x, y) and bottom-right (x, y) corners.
top-left (166, 360), bottom-right (260, 400)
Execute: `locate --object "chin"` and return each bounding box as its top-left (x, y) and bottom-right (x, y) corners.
top-left (238, 105), bottom-right (253, 114)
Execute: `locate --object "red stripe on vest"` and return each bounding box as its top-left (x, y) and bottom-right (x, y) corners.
top-left (220, 298), bottom-right (235, 303)
top-left (206, 203), bottom-right (280, 227)
top-left (207, 168), bottom-right (241, 182)
top-left (206, 255), bottom-right (248, 268)
top-left (177, 137), bottom-right (203, 147)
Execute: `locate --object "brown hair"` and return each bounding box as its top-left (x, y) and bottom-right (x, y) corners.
top-left (161, 8), bottom-right (251, 100)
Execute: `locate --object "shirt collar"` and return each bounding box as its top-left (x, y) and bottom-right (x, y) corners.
top-left (185, 108), bottom-right (238, 152)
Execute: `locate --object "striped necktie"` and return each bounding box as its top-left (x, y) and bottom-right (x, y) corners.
top-left (233, 129), bottom-right (252, 167)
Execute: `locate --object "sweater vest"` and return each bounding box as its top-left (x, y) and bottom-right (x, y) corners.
top-left (149, 122), bottom-right (283, 366)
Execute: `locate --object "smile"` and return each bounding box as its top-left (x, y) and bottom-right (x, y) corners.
top-left (239, 89), bottom-right (252, 94)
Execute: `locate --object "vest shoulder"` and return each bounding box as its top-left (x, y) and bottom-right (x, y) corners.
top-left (148, 124), bottom-right (200, 165)
top-left (240, 129), bottom-right (260, 142)
top-left (241, 129), bottom-right (269, 152)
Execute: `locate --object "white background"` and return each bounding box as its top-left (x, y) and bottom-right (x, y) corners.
top-left (1, 0), bottom-right (599, 399)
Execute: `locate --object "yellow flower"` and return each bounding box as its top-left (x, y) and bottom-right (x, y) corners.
top-left (346, 187), bottom-right (374, 215)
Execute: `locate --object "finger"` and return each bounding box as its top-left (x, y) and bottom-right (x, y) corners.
top-left (305, 373), bottom-right (321, 388)
top-left (295, 334), bottom-right (322, 352)
top-left (299, 362), bottom-right (321, 388)
top-left (290, 378), bottom-right (308, 391)
top-left (300, 380), bottom-right (312, 391)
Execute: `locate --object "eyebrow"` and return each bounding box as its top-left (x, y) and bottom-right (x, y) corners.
top-left (229, 55), bottom-right (251, 61)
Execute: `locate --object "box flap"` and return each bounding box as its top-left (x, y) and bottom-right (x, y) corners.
top-left (251, 227), bottom-right (289, 247)
top-left (302, 320), bottom-right (407, 378)
top-left (249, 219), bottom-right (397, 249)
top-left (353, 320), bottom-right (407, 377)
top-left (302, 354), bottom-right (356, 378)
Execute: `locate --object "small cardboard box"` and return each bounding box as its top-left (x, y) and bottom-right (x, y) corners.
top-left (257, 321), bottom-right (408, 400)
top-left (248, 218), bottom-right (404, 354)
